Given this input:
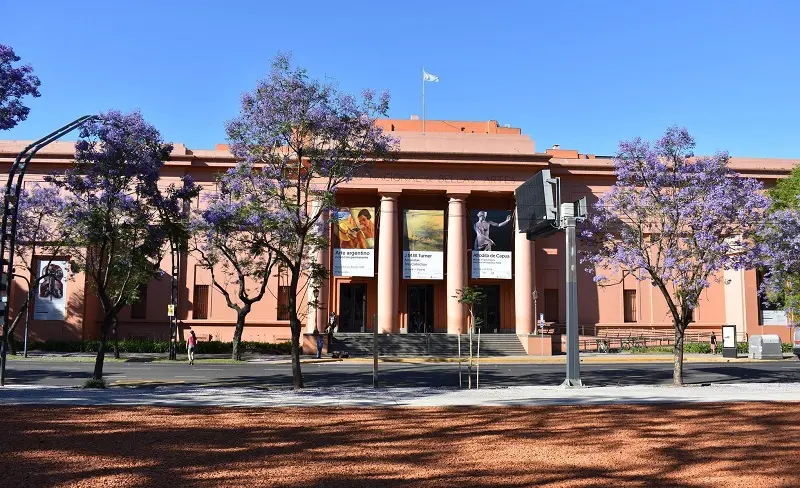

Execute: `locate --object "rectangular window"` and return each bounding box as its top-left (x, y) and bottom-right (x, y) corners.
top-left (543, 288), bottom-right (559, 323)
top-left (277, 286), bottom-right (290, 320)
top-left (130, 284), bottom-right (148, 319)
top-left (623, 290), bottom-right (637, 323)
top-left (193, 285), bottom-right (209, 319)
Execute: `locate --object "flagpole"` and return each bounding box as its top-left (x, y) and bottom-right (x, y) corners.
top-left (422, 67), bottom-right (426, 133)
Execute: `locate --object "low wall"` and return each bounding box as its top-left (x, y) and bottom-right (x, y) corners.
top-left (521, 335), bottom-right (553, 356)
top-left (302, 333), bottom-right (331, 356)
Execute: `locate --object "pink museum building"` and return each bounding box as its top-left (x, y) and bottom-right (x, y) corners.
top-left (1, 119), bottom-right (796, 352)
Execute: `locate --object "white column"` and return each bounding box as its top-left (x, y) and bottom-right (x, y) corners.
top-left (724, 268), bottom-right (747, 341)
top-left (377, 194), bottom-right (399, 334)
top-left (307, 199), bottom-right (329, 333)
top-left (514, 212), bottom-right (535, 335)
top-left (446, 195), bottom-right (468, 334)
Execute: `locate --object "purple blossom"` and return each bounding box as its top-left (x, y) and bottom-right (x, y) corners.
top-left (0, 44), bottom-right (41, 131)
top-left (582, 126), bottom-right (768, 325)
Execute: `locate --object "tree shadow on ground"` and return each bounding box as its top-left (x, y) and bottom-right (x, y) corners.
top-left (0, 402), bottom-right (798, 487)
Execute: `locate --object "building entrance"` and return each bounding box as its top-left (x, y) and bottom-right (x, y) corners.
top-left (407, 284), bottom-right (434, 333)
top-left (475, 285), bottom-right (501, 333)
top-left (338, 283), bottom-right (367, 332)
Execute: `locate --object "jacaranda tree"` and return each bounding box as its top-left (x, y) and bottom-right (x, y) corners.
top-left (8, 186), bottom-right (70, 354)
top-left (226, 53), bottom-right (395, 388)
top-left (0, 44), bottom-right (41, 130)
top-left (46, 111), bottom-right (198, 381)
top-left (758, 171), bottom-right (800, 319)
top-left (190, 162), bottom-right (280, 361)
top-left (582, 127), bottom-right (768, 385)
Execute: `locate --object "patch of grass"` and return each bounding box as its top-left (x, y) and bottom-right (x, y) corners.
top-left (83, 378), bottom-right (107, 389)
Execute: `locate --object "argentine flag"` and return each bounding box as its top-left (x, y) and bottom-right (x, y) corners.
top-left (423, 69), bottom-right (439, 82)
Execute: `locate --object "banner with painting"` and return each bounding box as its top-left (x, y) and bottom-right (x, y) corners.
top-left (332, 207), bottom-right (376, 277)
top-left (470, 209), bottom-right (513, 279)
top-left (34, 260), bottom-right (68, 320)
top-left (402, 209), bottom-right (445, 280)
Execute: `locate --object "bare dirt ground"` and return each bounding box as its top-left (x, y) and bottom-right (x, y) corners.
top-left (1, 402), bottom-right (798, 487)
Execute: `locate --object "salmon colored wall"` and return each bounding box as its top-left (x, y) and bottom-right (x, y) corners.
top-left (375, 119), bottom-right (522, 136)
top-left (3, 124), bottom-right (799, 344)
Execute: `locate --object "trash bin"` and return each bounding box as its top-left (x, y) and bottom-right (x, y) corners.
top-left (748, 335), bottom-right (783, 359)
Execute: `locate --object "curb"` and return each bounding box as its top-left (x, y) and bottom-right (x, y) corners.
top-left (340, 355), bottom-right (797, 365)
top-left (245, 358), bottom-right (344, 365)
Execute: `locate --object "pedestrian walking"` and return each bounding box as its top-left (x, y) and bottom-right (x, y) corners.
top-left (188, 330), bottom-right (197, 365)
top-left (710, 331), bottom-right (717, 355)
top-left (313, 329), bottom-right (324, 359)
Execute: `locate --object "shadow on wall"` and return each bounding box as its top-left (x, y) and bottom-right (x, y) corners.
top-left (0, 402), bottom-right (797, 487)
top-left (24, 290), bottom-right (86, 343)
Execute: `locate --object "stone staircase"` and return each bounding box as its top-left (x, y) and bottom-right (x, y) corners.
top-left (330, 333), bottom-right (527, 357)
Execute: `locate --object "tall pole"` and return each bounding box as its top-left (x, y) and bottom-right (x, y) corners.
top-left (11, 273), bottom-right (31, 358)
top-left (373, 313), bottom-right (378, 388)
top-left (0, 115), bottom-right (98, 387)
top-left (561, 203), bottom-right (582, 387)
top-left (422, 67), bottom-right (426, 133)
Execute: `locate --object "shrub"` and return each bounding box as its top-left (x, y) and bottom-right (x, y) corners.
top-left (84, 378), bottom-right (106, 389)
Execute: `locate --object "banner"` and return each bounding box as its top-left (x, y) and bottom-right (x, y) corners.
top-left (470, 209), bottom-right (513, 279)
top-left (761, 310), bottom-right (788, 326)
top-left (332, 207), bottom-right (376, 277)
top-left (34, 260), bottom-right (68, 320)
top-left (403, 209), bottom-right (444, 280)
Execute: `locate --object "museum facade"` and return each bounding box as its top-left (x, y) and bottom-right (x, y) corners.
top-left (1, 118), bottom-right (796, 349)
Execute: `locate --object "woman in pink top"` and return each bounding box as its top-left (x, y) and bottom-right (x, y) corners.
top-left (187, 330), bottom-right (197, 365)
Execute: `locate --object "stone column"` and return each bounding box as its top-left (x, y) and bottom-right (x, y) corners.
top-left (724, 268), bottom-right (747, 342)
top-left (377, 194), bottom-right (399, 334)
top-left (446, 195), bottom-right (468, 334)
top-left (514, 212), bottom-right (535, 335)
top-left (307, 199), bottom-right (329, 333)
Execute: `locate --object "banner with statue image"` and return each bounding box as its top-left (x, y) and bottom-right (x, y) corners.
top-left (34, 260), bottom-right (68, 320)
top-left (470, 209), bottom-right (513, 279)
top-left (402, 209), bottom-right (444, 280)
top-left (332, 207), bottom-right (376, 277)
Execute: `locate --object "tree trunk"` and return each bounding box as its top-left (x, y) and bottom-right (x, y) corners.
top-left (288, 280), bottom-right (303, 389)
top-left (0, 333), bottom-right (7, 386)
top-left (468, 311), bottom-right (473, 390)
top-left (673, 325), bottom-right (685, 386)
top-left (112, 316), bottom-right (120, 359)
top-left (231, 308), bottom-right (249, 361)
top-left (7, 301), bottom-right (27, 356)
top-left (93, 314), bottom-right (115, 380)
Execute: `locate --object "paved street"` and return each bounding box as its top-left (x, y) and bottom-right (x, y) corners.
top-left (5, 358), bottom-right (800, 388)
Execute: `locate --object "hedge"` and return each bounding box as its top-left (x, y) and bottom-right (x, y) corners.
top-left (17, 339), bottom-right (292, 355)
top-left (632, 342), bottom-right (796, 354)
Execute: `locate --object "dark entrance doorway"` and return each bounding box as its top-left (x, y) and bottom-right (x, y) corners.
top-left (338, 283), bottom-right (367, 332)
top-left (407, 284), bottom-right (434, 333)
top-left (475, 285), bottom-right (501, 332)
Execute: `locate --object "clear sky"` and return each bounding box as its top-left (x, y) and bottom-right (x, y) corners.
top-left (3, 0), bottom-right (799, 158)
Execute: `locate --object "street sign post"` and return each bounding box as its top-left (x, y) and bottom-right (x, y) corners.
top-left (516, 171), bottom-right (586, 387)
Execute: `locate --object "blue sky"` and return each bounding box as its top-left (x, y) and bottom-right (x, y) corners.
top-left (3, 0), bottom-right (799, 157)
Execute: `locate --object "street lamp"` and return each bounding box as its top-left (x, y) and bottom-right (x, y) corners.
top-left (312, 287), bottom-right (320, 331)
top-left (1, 115), bottom-right (99, 386)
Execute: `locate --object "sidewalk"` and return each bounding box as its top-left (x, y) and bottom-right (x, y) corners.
top-left (2, 383), bottom-right (800, 407)
top-left (10, 351), bottom-right (342, 364)
top-left (9, 351), bottom-right (797, 364)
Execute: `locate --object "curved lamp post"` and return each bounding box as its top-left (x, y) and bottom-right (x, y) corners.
top-left (0, 115), bottom-right (99, 386)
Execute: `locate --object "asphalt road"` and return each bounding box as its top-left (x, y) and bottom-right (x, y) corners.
top-left (4, 359), bottom-right (800, 388)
